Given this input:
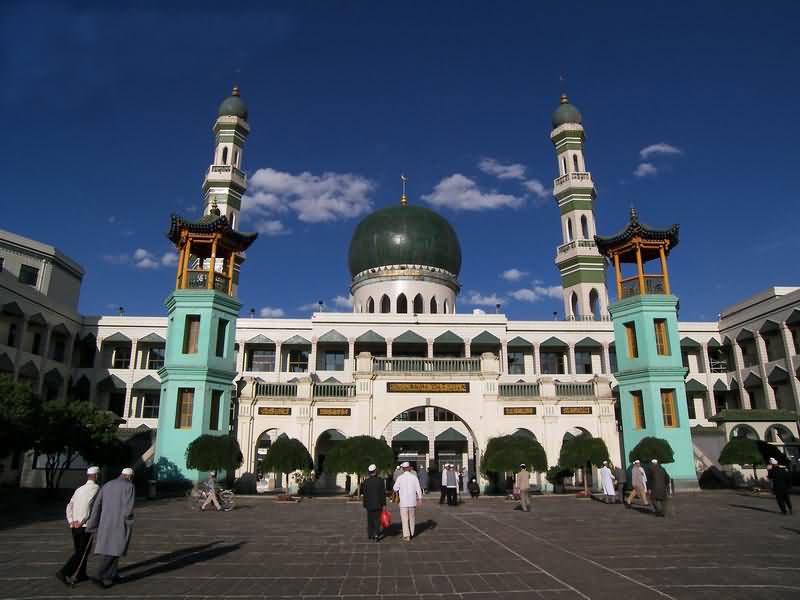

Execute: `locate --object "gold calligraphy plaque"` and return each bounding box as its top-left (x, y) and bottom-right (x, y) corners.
top-left (387, 382), bottom-right (470, 393)
top-left (560, 406), bottom-right (592, 415)
top-left (317, 407), bottom-right (352, 417)
top-left (258, 407), bottom-right (291, 416)
top-left (504, 407), bottom-right (536, 416)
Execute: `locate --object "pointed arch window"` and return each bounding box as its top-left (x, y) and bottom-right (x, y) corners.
top-left (562, 157), bottom-right (568, 174)
top-left (367, 297), bottom-right (375, 313)
top-left (573, 154), bottom-right (580, 172)
top-left (589, 289), bottom-right (600, 320)
top-left (567, 219), bottom-right (574, 242)
top-left (413, 294), bottom-right (424, 314)
top-left (380, 295), bottom-right (390, 314)
top-left (571, 292), bottom-right (579, 319)
top-left (443, 299), bottom-right (450, 314)
top-left (222, 147), bottom-right (228, 165)
top-left (581, 215), bottom-right (589, 239)
top-left (430, 297), bottom-right (438, 314)
top-left (396, 294), bottom-right (408, 314)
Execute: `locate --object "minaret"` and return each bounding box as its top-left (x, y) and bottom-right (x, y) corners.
top-left (550, 94), bottom-right (609, 320)
top-left (595, 210), bottom-right (697, 490)
top-left (202, 86), bottom-right (250, 231)
top-left (154, 129), bottom-right (258, 482)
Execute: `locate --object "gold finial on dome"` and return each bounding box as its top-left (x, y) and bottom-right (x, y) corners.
top-left (400, 174), bottom-right (408, 206)
top-left (232, 85), bottom-right (240, 97)
top-left (560, 93), bottom-right (569, 105)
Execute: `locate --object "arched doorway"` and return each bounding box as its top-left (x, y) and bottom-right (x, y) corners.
top-left (255, 430), bottom-right (287, 490)
top-left (315, 429), bottom-right (346, 490)
top-left (381, 405), bottom-right (477, 493)
top-left (561, 427), bottom-right (593, 489)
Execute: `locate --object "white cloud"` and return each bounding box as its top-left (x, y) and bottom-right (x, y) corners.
top-left (422, 174), bottom-right (525, 211)
top-left (522, 178), bottom-right (550, 200)
top-left (108, 216), bottom-right (116, 224)
top-left (244, 167), bottom-right (375, 224)
top-left (464, 290), bottom-right (504, 306)
top-left (259, 307), bottom-right (285, 318)
top-left (104, 249), bottom-right (178, 269)
top-left (640, 143), bottom-right (682, 159)
top-left (633, 162), bottom-right (658, 177)
top-left (332, 294), bottom-right (353, 309)
top-left (509, 285), bottom-right (563, 302)
top-left (501, 268), bottom-right (527, 282)
top-left (102, 253), bottom-right (129, 265)
top-left (255, 219), bottom-right (291, 236)
top-left (478, 157), bottom-right (526, 180)
top-left (160, 252), bottom-right (178, 267)
top-left (298, 301), bottom-right (324, 311)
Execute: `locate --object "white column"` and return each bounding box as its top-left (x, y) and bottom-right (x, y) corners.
top-left (533, 344), bottom-right (541, 374)
top-left (500, 339), bottom-right (508, 374)
top-left (755, 333), bottom-right (776, 409)
top-left (602, 343), bottom-right (611, 375)
top-left (309, 338), bottom-right (318, 373)
top-left (123, 338), bottom-right (138, 419)
top-left (464, 339), bottom-right (471, 358)
top-left (274, 343), bottom-right (282, 374)
top-left (568, 345), bottom-right (576, 375)
top-left (780, 323), bottom-right (800, 411)
top-left (347, 339), bottom-right (355, 374)
top-left (385, 338), bottom-right (393, 358)
top-left (427, 339), bottom-right (434, 359)
top-left (732, 343), bottom-right (750, 409)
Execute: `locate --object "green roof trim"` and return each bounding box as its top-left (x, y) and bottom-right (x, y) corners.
top-left (709, 409), bottom-right (798, 423)
top-left (685, 378), bottom-right (707, 392)
top-left (138, 333), bottom-right (166, 344)
top-left (436, 427), bottom-right (467, 442)
top-left (104, 332), bottom-right (130, 343)
top-left (1, 302), bottom-right (24, 317)
top-left (435, 330), bottom-right (463, 345)
top-left (133, 375), bottom-right (161, 390)
top-left (43, 369), bottom-right (63, 385)
top-left (507, 336), bottom-right (533, 349)
top-left (393, 427), bottom-right (428, 443)
top-left (246, 334), bottom-right (274, 345)
top-left (743, 372), bottom-right (762, 387)
top-left (768, 366), bottom-right (789, 384)
top-left (318, 330), bottom-right (347, 343)
top-left (0, 353), bottom-right (14, 372)
top-left (98, 374), bottom-right (126, 391)
top-left (18, 361), bottom-right (39, 378)
top-left (706, 338), bottom-right (722, 348)
top-left (284, 335), bottom-right (311, 346)
top-left (27, 313), bottom-right (48, 326)
top-left (356, 330), bottom-right (386, 344)
top-left (394, 330), bottom-right (426, 344)
top-left (759, 320), bottom-right (780, 333)
top-left (51, 324), bottom-right (70, 336)
top-left (713, 379), bottom-right (728, 392)
top-left (736, 329), bottom-right (754, 342)
top-left (540, 336), bottom-right (568, 349)
top-left (575, 336), bottom-right (602, 348)
top-left (680, 337), bottom-right (702, 348)
top-left (471, 331), bottom-right (500, 345)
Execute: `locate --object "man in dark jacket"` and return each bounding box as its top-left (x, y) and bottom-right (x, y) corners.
top-left (362, 464), bottom-right (386, 541)
top-left (648, 459), bottom-right (671, 517)
top-left (767, 457), bottom-right (793, 515)
top-left (614, 464), bottom-right (627, 504)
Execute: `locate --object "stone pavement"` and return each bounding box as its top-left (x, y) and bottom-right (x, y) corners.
top-left (0, 489), bottom-right (798, 599)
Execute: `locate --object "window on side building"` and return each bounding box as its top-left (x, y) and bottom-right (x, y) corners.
top-left (18, 265), bottom-right (39, 286)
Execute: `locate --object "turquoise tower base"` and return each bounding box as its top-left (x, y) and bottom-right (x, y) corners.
top-left (154, 289), bottom-right (241, 482)
top-left (611, 294), bottom-right (698, 490)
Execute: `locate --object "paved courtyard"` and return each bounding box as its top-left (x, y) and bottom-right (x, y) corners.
top-left (0, 490), bottom-right (798, 600)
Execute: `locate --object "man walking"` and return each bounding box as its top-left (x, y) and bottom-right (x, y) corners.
top-left (625, 459), bottom-right (650, 509)
top-left (201, 471), bottom-right (222, 511)
top-left (418, 466), bottom-right (429, 494)
top-left (439, 465), bottom-right (448, 504)
top-left (767, 457), bottom-right (793, 515)
top-left (85, 467), bottom-right (135, 589)
top-left (362, 464), bottom-right (386, 541)
top-left (56, 466), bottom-right (100, 586)
top-left (614, 463), bottom-right (627, 504)
top-left (649, 459), bottom-right (671, 517)
top-left (393, 462), bottom-right (423, 541)
top-left (444, 464), bottom-right (459, 506)
top-left (599, 461), bottom-right (616, 504)
top-left (515, 464), bottom-right (531, 512)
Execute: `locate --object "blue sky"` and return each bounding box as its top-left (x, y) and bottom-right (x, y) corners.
top-left (2, 1), bottom-right (799, 321)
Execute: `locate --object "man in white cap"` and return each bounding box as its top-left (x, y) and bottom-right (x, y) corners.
top-left (393, 461), bottom-right (422, 541)
top-left (598, 460), bottom-right (616, 504)
top-left (625, 459), bottom-right (650, 509)
top-left (56, 466), bottom-right (100, 585)
top-left (85, 467), bottom-right (135, 588)
top-left (648, 459), bottom-right (671, 517)
top-left (444, 463), bottom-right (459, 506)
top-left (514, 464), bottom-right (531, 512)
top-left (362, 464), bottom-right (386, 541)
top-left (767, 457), bottom-right (793, 515)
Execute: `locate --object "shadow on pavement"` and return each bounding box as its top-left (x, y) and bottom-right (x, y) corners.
top-left (781, 527), bottom-right (800, 535)
top-left (381, 519), bottom-right (437, 539)
top-left (728, 503), bottom-right (780, 514)
top-left (117, 541), bottom-right (246, 582)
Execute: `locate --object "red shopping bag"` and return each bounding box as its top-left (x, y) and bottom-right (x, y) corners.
top-left (379, 507), bottom-right (391, 529)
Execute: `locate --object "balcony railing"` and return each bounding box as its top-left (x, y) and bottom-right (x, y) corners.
top-left (555, 382), bottom-right (594, 397)
top-left (186, 270), bottom-right (230, 293)
top-left (499, 383), bottom-right (540, 397)
top-left (554, 171), bottom-right (592, 190)
top-left (207, 165), bottom-right (246, 183)
top-left (620, 275), bottom-right (666, 298)
top-left (313, 383), bottom-right (356, 398)
top-left (373, 357), bottom-right (481, 373)
top-left (557, 239), bottom-right (597, 254)
top-left (708, 359), bottom-right (729, 373)
top-left (255, 382), bottom-right (297, 397)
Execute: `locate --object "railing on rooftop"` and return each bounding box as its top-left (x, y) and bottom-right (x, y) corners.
top-left (498, 382), bottom-right (540, 397)
top-left (207, 165), bottom-right (246, 184)
top-left (255, 382), bottom-right (297, 397)
top-left (373, 357), bottom-right (481, 373)
top-left (557, 239), bottom-right (598, 254)
top-left (313, 383), bottom-right (356, 398)
top-left (555, 382), bottom-right (594, 397)
top-left (620, 275), bottom-right (666, 298)
top-left (554, 171), bottom-right (592, 189)
top-left (185, 270), bottom-right (230, 292)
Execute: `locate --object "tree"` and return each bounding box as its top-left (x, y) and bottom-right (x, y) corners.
top-left (323, 435), bottom-right (394, 488)
top-left (261, 437), bottom-right (312, 488)
top-left (719, 438), bottom-right (765, 482)
top-left (628, 436), bottom-right (675, 464)
top-left (558, 435), bottom-right (610, 496)
top-left (186, 434), bottom-right (244, 478)
top-left (481, 435), bottom-right (548, 476)
top-left (34, 400), bottom-right (122, 490)
top-left (0, 375), bottom-right (42, 460)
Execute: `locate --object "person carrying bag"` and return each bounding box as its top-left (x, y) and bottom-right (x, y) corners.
top-left (362, 464), bottom-right (386, 542)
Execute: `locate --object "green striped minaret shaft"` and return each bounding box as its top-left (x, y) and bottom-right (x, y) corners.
top-left (202, 86), bottom-right (251, 231)
top-left (550, 94), bottom-right (609, 321)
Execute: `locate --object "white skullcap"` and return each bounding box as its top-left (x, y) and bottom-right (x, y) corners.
top-left (368, 464), bottom-right (377, 472)
top-left (602, 460), bottom-right (608, 465)
top-left (519, 463), bottom-right (526, 468)
top-left (769, 457), bottom-right (778, 465)
top-left (86, 466), bottom-right (99, 475)
top-left (651, 459), bottom-right (658, 464)
top-left (121, 468), bottom-right (134, 476)
top-left (633, 459), bottom-right (640, 464)
top-left (401, 461), bottom-right (410, 468)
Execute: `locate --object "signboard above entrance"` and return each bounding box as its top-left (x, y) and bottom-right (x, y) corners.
top-left (561, 406), bottom-right (592, 415)
top-left (504, 407), bottom-right (536, 415)
top-left (258, 407), bottom-right (291, 416)
top-left (317, 407), bottom-right (351, 417)
top-left (387, 382), bottom-right (470, 393)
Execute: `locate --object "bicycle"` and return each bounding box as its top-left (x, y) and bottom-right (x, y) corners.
top-left (187, 486), bottom-right (235, 511)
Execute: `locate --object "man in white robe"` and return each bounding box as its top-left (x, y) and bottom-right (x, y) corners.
top-left (393, 462), bottom-right (422, 541)
top-left (598, 460), bottom-right (616, 503)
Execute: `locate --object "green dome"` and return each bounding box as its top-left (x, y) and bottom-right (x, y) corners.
top-left (348, 202), bottom-right (462, 277)
top-left (218, 86), bottom-right (248, 120)
top-left (551, 94), bottom-right (582, 129)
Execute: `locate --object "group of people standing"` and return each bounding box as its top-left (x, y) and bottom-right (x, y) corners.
top-left (363, 461), bottom-right (423, 542)
top-left (56, 466), bottom-right (136, 588)
top-left (597, 458), bottom-right (672, 516)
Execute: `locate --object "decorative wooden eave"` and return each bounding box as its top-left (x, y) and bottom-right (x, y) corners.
top-left (594, 208), bottom-right (679, 259)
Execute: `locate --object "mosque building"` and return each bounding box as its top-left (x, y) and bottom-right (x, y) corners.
top-left (1, 88), bottom-right (799, 490)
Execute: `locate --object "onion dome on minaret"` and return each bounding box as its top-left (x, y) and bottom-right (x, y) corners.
top-left (551, 93), bottom-right (582, 129)
top-left (348, 178), bottom-right (462, 315)
top-left (218, 85), bottom-right (248, 120)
